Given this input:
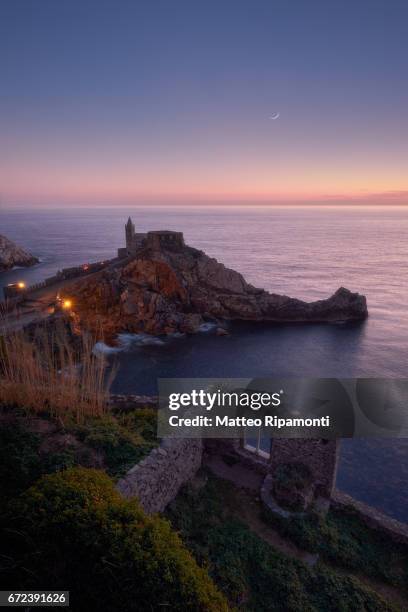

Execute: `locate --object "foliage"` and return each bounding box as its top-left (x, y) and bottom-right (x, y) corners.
top-left (0, 322), bottom-right (113, 422)
top-left (261, 504), bottom-right (408, 590)
top-left (0, 409), bottom-right (158, 509)
top-left (274, 461), bottom-right (313, 491)
top-left (272, 461), bottom-right (315, 511)
top-left (72, 410), bottom-right (157, 477)
top-left (41, 450), bottom-right (77, 473)
top-left (0, 423), bottom-right (42, 507)
top-left (166, 474), bottom-right (397, 611)
top-left (2, 468), bottom-right (228, 612)
top-left (116, 407), bottom-right (158, 443)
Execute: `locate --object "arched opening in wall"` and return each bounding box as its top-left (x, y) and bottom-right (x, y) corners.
top-left (243, 427), bottom-right (271, 459)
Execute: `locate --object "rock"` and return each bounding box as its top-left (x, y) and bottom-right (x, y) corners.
top-left (0, 234), bottom-right (38, 272)
top-left (180, 313), bottom-right (202, 333)
top-left (216, 327), bottom-right (229, 336)
top-left (68, 234), bottom-right (368, 337)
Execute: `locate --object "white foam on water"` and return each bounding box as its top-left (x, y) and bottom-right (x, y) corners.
top-left (198, 322), bottom-right (218, 333)
top-left (93, 333), bottom-right (165, 356)
top-left (167, 331), bottom-right (186, 338)
top-left (92, 341), bottom-right (122, 356)
top-left (117, 333), bottom-right (165, 347)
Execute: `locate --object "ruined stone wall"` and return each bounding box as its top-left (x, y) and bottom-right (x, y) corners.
top-left (116, 437), bottom-right (203, 514)
top-left (115, 420), bottom-right (407, 547)
top-left (332, 490), bottom-right (408, 546)
top-left (146, 231), bottom-right (185, 252)
top-left (205, 439), bottom-right (339, 496)
top-left (269, 439), bottom-right (339, 498)
top-left (108, 394), bottom-right (159, 411)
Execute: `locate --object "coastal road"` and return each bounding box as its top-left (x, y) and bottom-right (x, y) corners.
top-left (1, 275), bottom-right (86, 333)
top-left (0, 256), bottom-right (127, 334)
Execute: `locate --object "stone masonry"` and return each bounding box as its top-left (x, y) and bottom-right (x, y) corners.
top-left (117, 437), bottom-right (203, 514)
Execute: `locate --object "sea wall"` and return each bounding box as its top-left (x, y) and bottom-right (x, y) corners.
top-left (332, 490), bottom-right (408, 546)
top-left (108, 394), bottom-right (159, 411)
top-left (116, 437), bottom-right (203, 514)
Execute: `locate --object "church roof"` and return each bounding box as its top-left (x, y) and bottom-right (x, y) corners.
top-left (147, 230), bottom-right (183, 235)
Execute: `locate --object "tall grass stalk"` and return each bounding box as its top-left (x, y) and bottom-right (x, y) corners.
top-left (0, 320), bottom-right (114, 423)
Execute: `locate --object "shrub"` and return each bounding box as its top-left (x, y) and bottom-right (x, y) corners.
top-left (0, 423), bottom-right (42, 507)
top-left (117, 408), bottom-right (158, 445)
top-left (274, 461), bottom-right (314, 491)
top-left (261, 505), bottom-right (408, 590)
top-left (166, 474), bottom-right (397, 611)
top-left (0, 421), bottom-right (93, 512)
top-left (72, 415), bottom-right (156, 477)
top-left (272, 461), bottom-right (315, 512)
top-left (3, 468), bottom-right (228, 612)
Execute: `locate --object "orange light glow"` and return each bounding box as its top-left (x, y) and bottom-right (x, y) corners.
top-left (62, 299), bottom-right (72, 309)
top-left (17, 282), bottom-right (26, 289)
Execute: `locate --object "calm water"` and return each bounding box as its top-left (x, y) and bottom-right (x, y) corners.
top-left (0, 205), bottom-right (407, 521)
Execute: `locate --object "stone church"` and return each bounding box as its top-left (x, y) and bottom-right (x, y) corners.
top-left (118, 217), bottom-right (184, 258)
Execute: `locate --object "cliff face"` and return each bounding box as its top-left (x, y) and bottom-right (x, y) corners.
top-left (69, 239), bottom-right (368, 338)
top-left (0, 234), bottom-right (38, 272)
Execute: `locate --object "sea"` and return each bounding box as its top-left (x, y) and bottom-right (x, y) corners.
top-left (0, 205), bottom-right (407, 522)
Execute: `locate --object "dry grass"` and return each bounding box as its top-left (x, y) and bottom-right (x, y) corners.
top-left (0, 320), bottom-right (114, 423)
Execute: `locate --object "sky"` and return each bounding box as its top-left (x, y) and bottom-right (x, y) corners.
top-left (0, 0), bottom-right (407, 206)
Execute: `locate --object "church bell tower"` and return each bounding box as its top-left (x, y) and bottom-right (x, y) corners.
top-left (125, 217), bottom-right (135, 253)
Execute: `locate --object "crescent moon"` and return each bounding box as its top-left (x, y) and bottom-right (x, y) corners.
top-left (269, 112), bottom-right (280, 120)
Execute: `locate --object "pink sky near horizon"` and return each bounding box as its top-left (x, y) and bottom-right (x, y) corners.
top-left (1, 147), bottom-right (408, 207)
top-left (2, 184), bottom-right (408, 208)
top-left (1, 2), bottom-right (407, 209)
top-left (2, 125), bottom-right (407, 206)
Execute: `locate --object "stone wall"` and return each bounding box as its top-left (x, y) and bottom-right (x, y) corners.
top-left (108, 394), bottom-right (158, 411)
top-left (205, 438), bottom-right (339, 498)
top-left (269, 439), bottom-right (339, 498)
top-left (113, 402), bottom-right (405, 545)
top-left (116, 437), bottom-right (203, 514)
top-left (332, 490), bottom-right (408, 546)
top-left (146, 230), bottom-right (185, 252)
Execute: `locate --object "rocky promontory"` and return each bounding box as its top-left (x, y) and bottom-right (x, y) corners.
top-left (68, 231), bottom-right (368, 338)
top-left (0, 234), bottom-right (38, 272)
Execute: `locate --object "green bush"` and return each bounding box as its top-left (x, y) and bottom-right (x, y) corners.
top-left (261, 505), bottom-right (408, 590)
top-left (3, 468), bottom-right (228, 612)
top-left (0, 423), bottom-right (42, 505)
top-left (72, 414), bottom-right (156, 477)
top-left (0, 422), bottom-right (80, 510)
top-left (117, 408), bottom-right (158, 444)
top-left (0, 411), bottom-right (158, 511)
top-left (274, 461), bottom-right (314, 491)
top-left (166, 475), bottom-right (397, 611)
